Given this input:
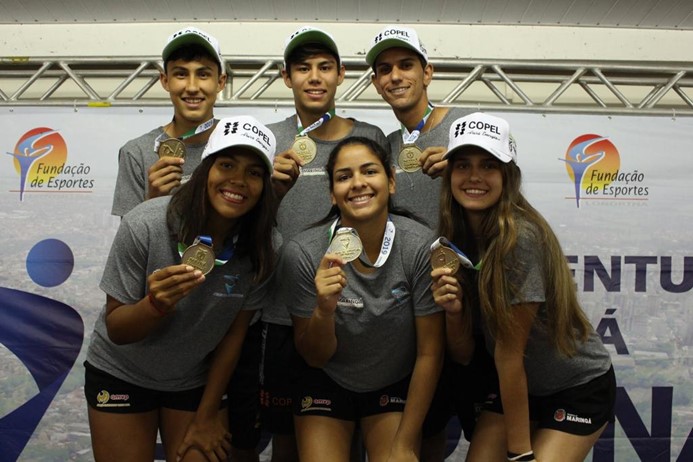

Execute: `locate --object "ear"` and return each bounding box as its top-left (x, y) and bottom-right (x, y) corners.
top-left (422, 63), bottom-right (434, 89)
top-left (371, 72), bottom-right (383, 96)
top-left (159, 71), bottom-right (169, 91)
top-left (217, 72), bottom-right (228, 92)
top-left (336, 64), bottom-right (346, 86)
top-left (330, 190), bottom-right (337, 206)
top-left (281, 68), bottom-right (292, 89)
top-left (389, 166), bottom-right (396, 195)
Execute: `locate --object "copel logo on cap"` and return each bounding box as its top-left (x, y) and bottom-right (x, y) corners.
top-left (374, 28), bottom-right (411, 43)
top-left (454, 122), bottom-right (467, 137)
top-left (224, 121), bottom-right (240, 135)
top-left (174, 28), bottom-right (212, 44)
top-left (241, 122), bottom-right (272, 148)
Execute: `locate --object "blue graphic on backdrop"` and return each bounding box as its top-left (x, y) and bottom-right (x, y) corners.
top-left (0, 288), bottom-right (83, 461)
top-left (26, 239), bottom-right (74, 287)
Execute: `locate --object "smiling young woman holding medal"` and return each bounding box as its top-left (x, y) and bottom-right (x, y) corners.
top-left (432, 113), bottom-right (615, 462)
top-left (84, 116), bottom-right (278, 462)
top-left (276, 136), bottom-right (444, 462)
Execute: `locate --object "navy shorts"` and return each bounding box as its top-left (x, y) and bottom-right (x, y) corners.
top-left (84, 361), bottom-right (228, 413)
top-left (293, 365), bottom-right (410, 421)
top-left (484, 366), bottom-right (616, 436)
top-left (424, 339), bottom-right (498, 440)
top-left (226, 320), bottom-right (263, 450)
top-left (259, 322), bottom-right (301, 434)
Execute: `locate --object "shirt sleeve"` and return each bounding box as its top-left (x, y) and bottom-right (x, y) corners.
top-left (111, 143), bottom-right (147, 217)
top-left (279, 239), bottom-right (320, 319)
top-left (508, 224), bottom-right (547, 305)
top-left (99, 216), bottom-right (149, 304)
top-left (410, 230), bottom-right (443, 317)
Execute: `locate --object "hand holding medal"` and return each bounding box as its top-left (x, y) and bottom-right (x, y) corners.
top-left (429, 237), bottom-right (475, 273)
top-left (146, 264), bottom-right (206, 316)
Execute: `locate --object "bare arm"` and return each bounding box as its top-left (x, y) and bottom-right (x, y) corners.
top-left (390, 312), bottom-right (445, 459)
top-left (293, 254), bottom-right (346, 368)
top-left (105, 264), bottom-right (204, 344)
top-left (431, 266), bottom-right (475, 365)
top-left (494, 302), bottom-right (539, 457)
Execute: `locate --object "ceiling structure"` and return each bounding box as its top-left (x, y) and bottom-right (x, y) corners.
top-left (1, 0), bottom-right (692, 30)
top-left (2, 1), bottom-right (693, 114)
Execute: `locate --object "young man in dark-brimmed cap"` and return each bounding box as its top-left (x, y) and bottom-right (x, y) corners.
top-left (260, 25), bottom-right (388, 462)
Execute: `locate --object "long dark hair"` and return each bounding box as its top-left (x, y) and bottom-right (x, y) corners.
top-left (315, 136), bottom-right (419, 225)
top-left (166, 151), bottom-right (277, 283)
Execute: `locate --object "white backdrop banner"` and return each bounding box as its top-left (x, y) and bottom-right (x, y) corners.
top-left (0, 107), bottom-right (690, 461)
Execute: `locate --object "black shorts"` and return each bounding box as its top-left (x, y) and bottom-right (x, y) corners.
top-left (293, 365), bottom-right (410, 421)
top-left (484, 365), bottom-right (616, 436)
top-left (84, 361), bottom-right (228, 413)
top-left (259, 322), bottom-right (301, 434)
top-left (226, 320), bottom-right (263, 450)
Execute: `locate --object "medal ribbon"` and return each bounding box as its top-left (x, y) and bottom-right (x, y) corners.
top-left (401, 102), bottom-right (435, 145)
top-left (430, 237), bottom-right (480, 270)
top-left (177, 234), bottom-right (236, 266)
top-left (296, 109), bottom-right (336, 137)
top-left (328, 217), bottom-right (396, 268)
top-left (154, 117), bottom-right (216, 152)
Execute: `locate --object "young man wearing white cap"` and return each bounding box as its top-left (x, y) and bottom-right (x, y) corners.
top-left (368, 26), bottom-right (496, 461)
top-left (260, 25), bottom-right (388, 462)
top-left (109, 28), bottom-right (265, 462)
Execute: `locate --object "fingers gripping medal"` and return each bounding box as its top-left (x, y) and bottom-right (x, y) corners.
top-left (292, 135), bottom-right (318, 164)
top-left (430, 237), bottom-right (475, 274)
top-left (398, 145), bottom-right (423, 173)
top-left (181, 236), bottom-right (216, 275)
top-left (157, 138), bottom-right (187, 159)
top-left (326, 228), bottom-right (363, 263)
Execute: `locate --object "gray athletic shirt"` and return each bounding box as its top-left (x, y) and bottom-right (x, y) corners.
top-left (280, 214), bottom-right (442, 392)
top-left (111, 127), bottom-right (207, 217)
top-left (388, 107), bottom-right (471, 230)
top-left (482, 221), bottom-right (612, 396)
top-left (86, 197), bottom-right (263, 391)
top-left (262, 115), bottom-right (389, 325)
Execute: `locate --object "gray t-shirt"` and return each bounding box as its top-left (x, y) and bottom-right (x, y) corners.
top-left (262, 115), bottom-right (389, 325)
top-left (482, 221), bottom-right (612, 396)
top-left (86, 197), bottom-right (263, 391)
top-left (111, 127), bottom-right (207, 217)
top-left (280, 214), bottom-right (442, 392)
top-left (388, 107), bottom-right (471, 230)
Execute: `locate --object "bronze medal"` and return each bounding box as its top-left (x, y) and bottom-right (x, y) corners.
top-left (181, 242), bottom-right (215, 275)
top-left (398, 145), bottom-right (422, 173)
top-left (326, 228), bottom-right (363, 263)
top-left (430, 245), bottom-right (460, 274)
top-left (292, 135), bottom-right (318, 164)
top-left (158, 138), bottom-right (186, 159)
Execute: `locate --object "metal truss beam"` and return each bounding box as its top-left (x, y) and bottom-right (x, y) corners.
top-left (2, 56), bottom-right (693, 116)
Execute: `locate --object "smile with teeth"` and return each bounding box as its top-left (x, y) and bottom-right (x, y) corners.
top-left (349, 194), bottom-right (374, 204)
top-left (184, 97), bottom-right (203, 104)
top-left (389, 86), bottom-right (409, 95)
top-left (464, 188), bottom-right (487, 196)
top-left (221, 190), bottom-right (246, 202)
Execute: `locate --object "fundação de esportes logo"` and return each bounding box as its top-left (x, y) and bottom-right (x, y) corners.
top-left (6, 127), bottom-right (95, 201)
top-left (561, 134), bottom-right (649, 208)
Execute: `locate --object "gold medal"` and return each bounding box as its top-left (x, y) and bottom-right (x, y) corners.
top-left (430, 245), bottom-right (460, 274)
top-left (158, 138), bottom-right (186, 159)
top-left (292, 135), bottom-right (318, 164)
top-left (181, 242), bottom-right (215, 275)
top-left (326, 228), bottom-right (363, 263)
top-left (398, 145), bottom-right (422, 172)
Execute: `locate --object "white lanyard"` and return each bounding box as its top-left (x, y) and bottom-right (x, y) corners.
top-left (328, 217), bottom-right (396, 268)
top-left (400, 102), bottom-right (434, 145)
top-left (297, 110), bottom-right (335, 136)
top-left (153, 117), bottom-right (215, 152)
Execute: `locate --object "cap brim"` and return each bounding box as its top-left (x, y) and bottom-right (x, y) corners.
top-left (207, 144), bottom-right (273, 173)
top-left (445, 143), bottom-right (513, 163)
top-left (284, 31), bottom-right (339, 61)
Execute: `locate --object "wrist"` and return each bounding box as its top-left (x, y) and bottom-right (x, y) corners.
top-left (147, 293), bottom-right (170, 317)
top-left (507, 450), bottom-right (535, 461)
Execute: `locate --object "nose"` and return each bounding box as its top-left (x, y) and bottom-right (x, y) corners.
top-left (350, 172), bottom-right (367, 189)
top-left (308, 66), bottom-right (321, 83)
top-left (390, 65), bottom-right (402, 82)
top-left (185, 74), bottom-right (200, 92)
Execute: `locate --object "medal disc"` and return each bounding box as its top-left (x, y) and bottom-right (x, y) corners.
top-left (292, 136), bottom-right (318, 164)
top-left (158, 138), bottom-right (187, 159)
top-left (430, 245), bottom-right (460, 274)
top-left (181, 243), bottom-right (215, 275)
top-left (398, 145), bottom-right (423, 173)
top-left (326, 228), bottom-right (363, 263)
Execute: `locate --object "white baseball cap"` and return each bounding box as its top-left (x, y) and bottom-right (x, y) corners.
top-left (284, 26), bottom-right (339, 63)
top-left (202, 116), bottom-right (276, 172)
top-left (366, 25), bottom-right (428, 67)
top-left (162, 27), bottom-right (225, 74)
top-left (445, 112), bottom-right (517, 163)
